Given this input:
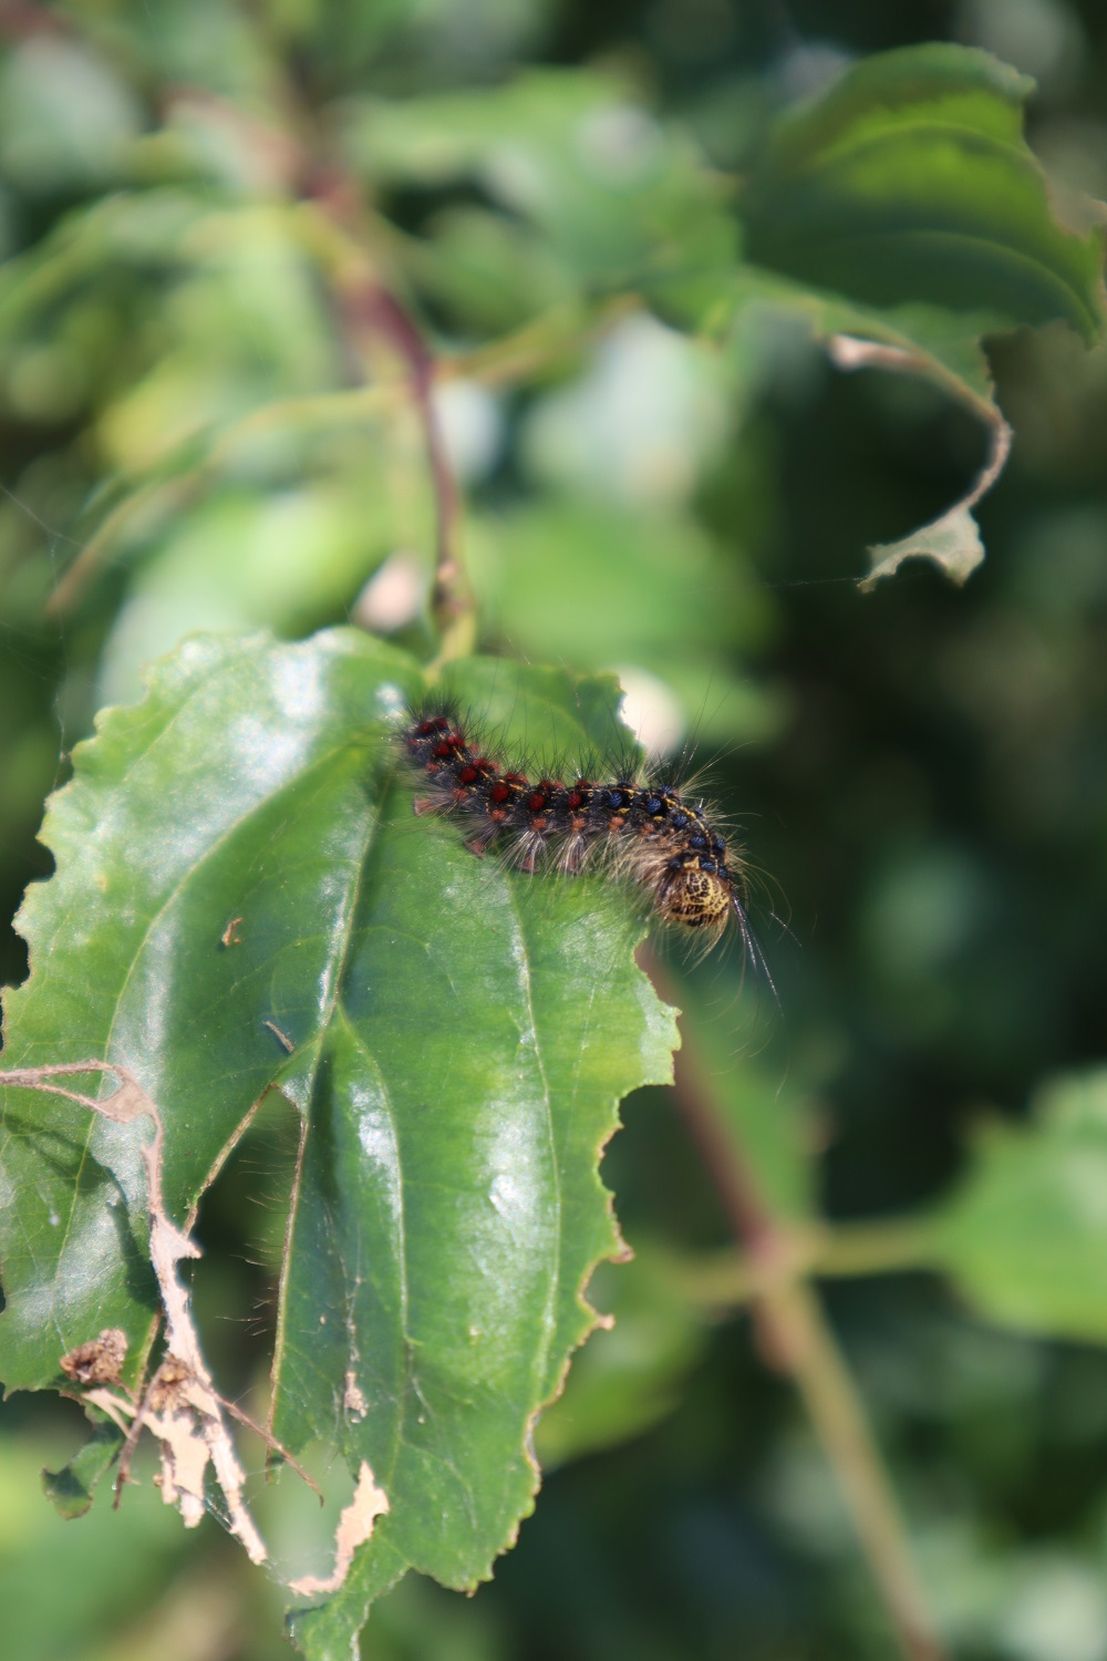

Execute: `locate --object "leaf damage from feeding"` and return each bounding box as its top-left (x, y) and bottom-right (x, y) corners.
top-left (0, 1060), bottom-right (268, 1562)
top-left (0, 632), bottom-right (681, 1649)
top-left (832, 335), bottom-right (1015, 590)
top-left (290, 1461), bottom-right (392, 1597)
top-left (734, 42), bottom-right (1106, 586)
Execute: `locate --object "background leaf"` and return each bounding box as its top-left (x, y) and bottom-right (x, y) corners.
top-left (742, 43), bottom-right (1105, 339)
top-left (338, 69), bottom-right (737, 310)
top-left (933, 1069), bottom-right (1107, 1342)
top-left (734, 43), bottom-right (1105, 586)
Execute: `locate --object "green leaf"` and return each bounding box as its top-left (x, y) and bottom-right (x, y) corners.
top-left (933, 1069), bottom-right (1107, 1342)
top-left (466, 496), bottom-right (782, 749)
top-left (0, 1435), bottom-right (193, 1660)
top-left (95, 480), bottom-right (415, 708)
top-left (727, 271), bottom-right (1015, 587)
top-left (742, 44), bottom-right (1105, 341)
top-left (339, 70), bottom-right (737, 312)
top-left (733, 44), bottom-right (1105, 588)
top-left (42, 1421), bottom-right (124, 1520)
top-left (0, 632), bottom-right (678, 1649)
top-left (469, 497), bottom-right (767, 663)
top-left (0, 37), bottom-right (142, 193)
top-left (401, 206), bottom-right (577, 336)
top-left (0, 186), bottom-right (217, 310)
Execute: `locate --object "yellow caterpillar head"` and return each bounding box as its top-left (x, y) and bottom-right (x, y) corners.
top-left (657, 856), bottom-right (735, 934)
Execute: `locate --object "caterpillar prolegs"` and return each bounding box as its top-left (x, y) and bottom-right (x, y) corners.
top-left (402, 708), bottom-right (752, 953)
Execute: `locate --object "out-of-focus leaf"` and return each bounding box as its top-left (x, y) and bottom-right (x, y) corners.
top-left (42, 1421), bottom-right (123, 1521)
top-left (466, 496), bottom-right (779, 749)
top-left (673, 991), bottom-right (815, 1226)
top-left (94, 215), bottom-right (340, 471)
top-left (0, 38), bottom-right (142, 192)
top-left (339, 70), bottom-right (737, 313)
top-left (933, 1069), bottom-right (1107, 1342)
top-left (728, 271), bottom-right (1015, 586)
top-left (863, 503), bottom-right (986, 590)
top-left (470, 498), bottom-right (763, 662)
top-left (733, 44), bottom-right (1106, 587)
top-left (0, 1440), bottom-right (188, 1660)
top-left (742, 44), bottom-right (1105, 341)
top-left (0, 195), bottom-right (336, 444)
top-left (535, 1248), bottom-right (708, 1465)
top-left (0, 632), bottom-right (678, 1651)
top-left (0, 193), bottom-right (209, 356)
top-left (405, 207), bottom-right (575, 335)
top-left (521, 313), bottom-right (728, 506)
top-left (94, 481), bottom-right (415, 706)
top-left (58, 0), bottom-right (276, 105)
top-left (731, 272), bottom-right (999, 421)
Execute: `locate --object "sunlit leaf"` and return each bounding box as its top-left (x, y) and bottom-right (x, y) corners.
top-left (0, 631), bottom-right (679, 1651)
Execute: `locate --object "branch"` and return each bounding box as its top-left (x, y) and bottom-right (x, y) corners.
top-left (673, 1215), bottom-right (939, 1305)
top-left (655, 983), bottom-right (949, 1661)
top-left (333, 274), bottom-right (473, 657)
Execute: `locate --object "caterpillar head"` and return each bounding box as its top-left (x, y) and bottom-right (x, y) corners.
top-left (657, 857), bottom-right (735, 935)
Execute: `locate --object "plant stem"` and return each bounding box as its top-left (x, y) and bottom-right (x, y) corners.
top-left (763, 1275), bottom-right (946, 1661)
top-left (662, 985), bottom-right (949, 1661)
top-left (298, 199), bottom-right (476, 664)
top-left (817, 1216), bottom-right (940, 1278)
top-left (674, 1215), bottom-right (939, 1305)
top-left (335, 273), bottom-right (472, 659)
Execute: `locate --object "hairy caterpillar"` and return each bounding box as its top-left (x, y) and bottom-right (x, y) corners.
top-left (401, 706), bottom-right (753, 954)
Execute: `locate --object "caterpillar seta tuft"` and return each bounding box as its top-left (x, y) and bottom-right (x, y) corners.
top-left (400, 704), bottom-right (756, 956)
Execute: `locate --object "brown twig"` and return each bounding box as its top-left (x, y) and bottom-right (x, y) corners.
top-left (649, 967), bottom-right (949, 1661)
top-left (333, 275), bottom-right (471, 652)
top-left (293, 143), bottom-right (475, 660)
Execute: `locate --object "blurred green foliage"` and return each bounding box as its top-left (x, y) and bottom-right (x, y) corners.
top-left (2, 0), bottom-right (1107, 1658)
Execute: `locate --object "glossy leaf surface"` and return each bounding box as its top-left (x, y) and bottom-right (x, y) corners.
top-left (0, 631), bottom-right (679, 1650)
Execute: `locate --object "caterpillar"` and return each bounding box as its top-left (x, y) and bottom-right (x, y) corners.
top-left (401, 706), bottom-right (752, 953)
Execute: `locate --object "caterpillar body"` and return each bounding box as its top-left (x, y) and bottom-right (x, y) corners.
top-left (402, 707), bottom-right (751, 953)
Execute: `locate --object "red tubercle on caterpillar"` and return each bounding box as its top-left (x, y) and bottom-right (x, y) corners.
top-left (415, 716), bottom-right (451, 739)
